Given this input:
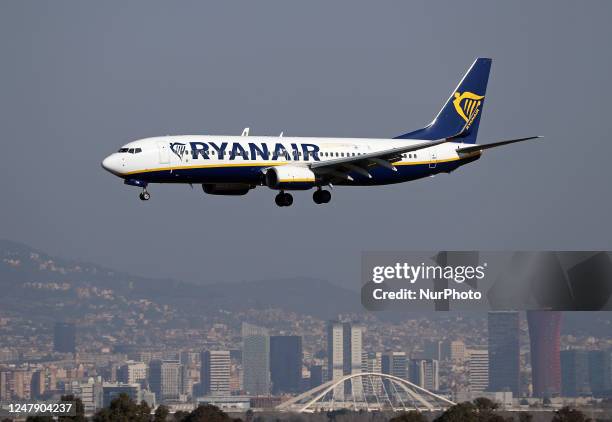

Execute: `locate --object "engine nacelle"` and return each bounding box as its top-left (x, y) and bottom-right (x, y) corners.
top-left (202, 183), bottom-right (252, 196)
top-left (265, 166), bottom-right (317, 190)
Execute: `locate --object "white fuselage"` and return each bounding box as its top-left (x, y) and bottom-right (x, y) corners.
top-left (101, 135), bottom-right (478, 187)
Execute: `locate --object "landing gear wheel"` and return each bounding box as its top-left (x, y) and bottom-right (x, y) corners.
top-left (313, 189), bottom-right (331, 204)
top-left (275, 192), bottom-right (293, 207)
top-left (313, 190), bottom-right (323, 204)
top-left (321, 190), bottom-right (331, 203)
top-left (139, 191), bottom-right (150, 201)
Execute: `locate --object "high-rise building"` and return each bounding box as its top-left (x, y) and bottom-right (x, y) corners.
top-left (102, 383), bottom-right (140, 408)
top-left (30, 370), bottom-right (45, 399)
top-left (117, 361), bottom-right (147, 387)
top-left (488, 311), bottom-right (520, 395)
top-left (343, 323), bottom-right (364, 397)
top-left (527, 311), bottom-right (562, 397)
top-left (468, 349), bottom-right (489, 392)
top-left (149, 360), bottom-right (181, 402)
top-left (270, 336), bottom-right (302, 394)
top-left (65, 378), bottom-right (101, 413)
top-left (309, 365), bottom-right (323, 389)
top-left (424, 340), bottom-right (443, 361)
top-left (326, 321), bottom-right (364, 398)
top-left (362, 352), bottom-right (382, 395)
top-left (410, 359), bottom-right (439, 391)
top-left (561, 350), bottom-right (590, 397)
top-left (442, 340), bottom-right (466, 362)
top-left (242, 323), bottom-right (270, 396)
top-left (11, 369), bottom-right (33, 400)
top-left (200, 350), bottom-right (230, 396)
top-left (327, 322), bottom-right (344, 381)
top-left (0, 371), bottom-right (10, 400)
top-left (588, 350), bottom-right (612, 397)
top-left (382, 352), bottom-right (407, 380)
top-left (54, 322), bottom-right (76, 354)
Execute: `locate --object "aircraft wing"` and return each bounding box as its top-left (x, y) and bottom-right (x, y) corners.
top-left (309, 138), bottom-right (450, 181)
top-left (456, 136), bottom-right (542, 154)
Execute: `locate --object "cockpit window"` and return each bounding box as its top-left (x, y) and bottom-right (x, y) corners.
top-left (135, 148), bottom-right (142, 153)
top-left (128, 148), bottom-right (135, 153)
top-left (118, 148), bottom-right (129, 153)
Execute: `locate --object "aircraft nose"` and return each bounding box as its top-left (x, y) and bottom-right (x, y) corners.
top-left (101, 154), bottom-right (122, 175)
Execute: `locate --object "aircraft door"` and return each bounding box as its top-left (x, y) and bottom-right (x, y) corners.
top-left (429, 151), bottom-right (437, 168)
top-left (157, 141), bottom-right (170, 164)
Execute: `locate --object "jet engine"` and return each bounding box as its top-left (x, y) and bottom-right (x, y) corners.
top-left (265, 166), bottom-right (317, 190)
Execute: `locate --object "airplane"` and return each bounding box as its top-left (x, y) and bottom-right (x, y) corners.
top-left (101, 58), bottom-right (541, 207)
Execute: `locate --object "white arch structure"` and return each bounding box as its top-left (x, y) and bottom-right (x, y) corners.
top-left (276, 372), bottom-right (456, 413)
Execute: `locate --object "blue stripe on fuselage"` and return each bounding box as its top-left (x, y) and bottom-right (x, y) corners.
top-left (123, 155), bottom-right (480, 186)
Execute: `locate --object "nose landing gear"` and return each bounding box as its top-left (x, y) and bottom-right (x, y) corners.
top-left (139, 190), bottom-right (151, 201)
top-left (313, 189), bottom-right (331, 205)
top-left (275, 192), bottom-right (293, 207)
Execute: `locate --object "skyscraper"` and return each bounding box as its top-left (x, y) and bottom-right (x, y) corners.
top-left (270, 336), bottom-right (302, 394)
top-left (242, 323), bottom-right (270, 396)
top-left (488, 311), bottom-right (520, 395)
top-left (149, 360), bottom-right (181, 402)
top-left (362, 352), bottom-right (382, 395)
top-left (381, 352), bottom-right (407, 380)
top-left (327, 321), bottom-right (345, 398)
top-left (560, 350), bottom-right (590, 397)
top-left (343, 323), bottom-right (364, 397)
top-left (53, 322), bottom-right (76, 354)
top-left (200, 350), bottom-right (230, 396)
top-left (309, 365), bottom-right (323, 389)
top-left (527, 310), bottom-right (562, 397)
top-left (326, 321), bottom-right (364, 398)
top-left (588, 350), bottom-right (612, 397)
top-left (423, 340), bottom-right (443, 361)
top-left (468, 349), bottom-right (489, 392)
top-left (410, 359), bottom-right (439, 391)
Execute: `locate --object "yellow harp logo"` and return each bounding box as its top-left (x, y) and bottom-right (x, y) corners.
top-left (453, 91), bottom-right (484, 129)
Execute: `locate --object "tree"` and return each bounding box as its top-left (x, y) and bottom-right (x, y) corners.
top-left (473, 397), bottom-right (499, 411)
top-left (390, 410), bottom-right (428, 422)
top-left (91, 393), bottom-right (151, 422)
top-left (154, 404), bottom-right (170, 422)
top-left (434, 402), bottom-right (478, 422)
top-left (173, 410), bottom-right (190, 421)
top-left (551, 406), bottom-right (588, 422)
top-left (58, 394), bottom-right (87, 422)
top-left (183, 404), bottom-right (231, 422)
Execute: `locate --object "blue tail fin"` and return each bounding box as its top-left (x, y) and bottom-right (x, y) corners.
top-left (395, 58), bottom-right (492, 143)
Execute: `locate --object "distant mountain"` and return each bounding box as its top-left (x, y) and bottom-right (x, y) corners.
top-left (0, 239), bottom-right (360, 321)
top-left (1, 240), bottom-right (610, 335)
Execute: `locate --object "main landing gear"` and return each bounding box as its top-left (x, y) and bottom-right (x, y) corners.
top-left (139, 190), bottom-right (151, 201)
top-left (313, 188), bottom-right (331, 205)
top-left (275, 191), bottom-right (293, 207)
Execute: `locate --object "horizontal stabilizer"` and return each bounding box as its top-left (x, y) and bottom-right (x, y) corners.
top-left (456, 136), bottom-right (543, 154)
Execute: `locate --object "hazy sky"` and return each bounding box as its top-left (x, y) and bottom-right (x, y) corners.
top-left (1, 1), bottom-right (611, 290)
